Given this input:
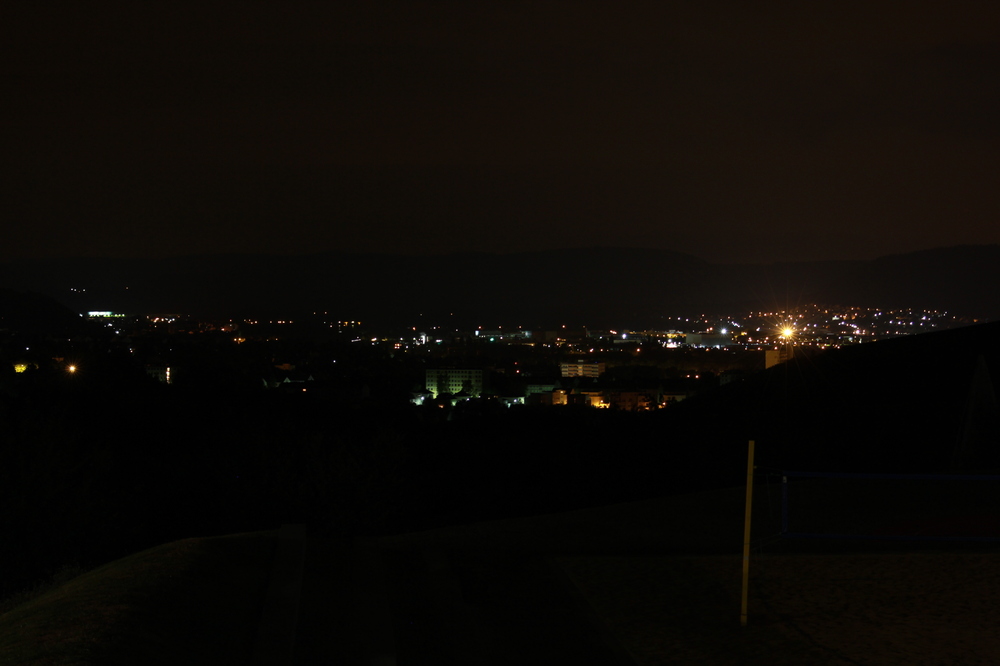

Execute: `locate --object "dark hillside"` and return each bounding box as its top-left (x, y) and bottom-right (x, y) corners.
top-left (0, 289), bottom-right (86, 335)
top-left (661, 320), bottom-right (1000, 474)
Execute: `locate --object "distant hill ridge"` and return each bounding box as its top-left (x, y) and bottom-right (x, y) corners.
top-left (0, 288), bottom-right (86, 335)
top-left (1, 245), bottom-right (997, 325)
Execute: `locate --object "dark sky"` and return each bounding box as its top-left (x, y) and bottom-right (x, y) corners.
top-left (4, 1), bottom-right (1000, 264)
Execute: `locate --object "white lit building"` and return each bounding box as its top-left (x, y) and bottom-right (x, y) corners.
top-left (425, 368), bottom-right (484, 398)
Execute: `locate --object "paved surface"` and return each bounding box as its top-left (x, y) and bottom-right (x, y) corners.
top-left (289, 536), bottom-right (635, 665)
top-left (291, 538), bottom-right (632, 666)
top-left (278, 486), bottom-right (765, 665)
top-left (252, 524), bottom-right (307, 665)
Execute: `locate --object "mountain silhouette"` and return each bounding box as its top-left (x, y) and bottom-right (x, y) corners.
top-left (1, 245), bottom-right (997, 325)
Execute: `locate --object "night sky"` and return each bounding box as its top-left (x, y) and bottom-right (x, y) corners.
top-left (4, 2), bottom-right (1000, 264)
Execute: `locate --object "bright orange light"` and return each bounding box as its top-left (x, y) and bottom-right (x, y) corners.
top-left (781, 327), bottom-right (794, 338)
top-left (67, 365), bottom-right (77, 373)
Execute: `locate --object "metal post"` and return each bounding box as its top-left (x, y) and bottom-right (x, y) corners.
top-left (741, 440), bottom-right (755, 627)
top-left (781, 474), bottom-right (788, 535)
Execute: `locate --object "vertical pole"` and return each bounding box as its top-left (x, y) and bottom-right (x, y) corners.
top-left (781, 475), bottom-right (789, 535)
top-left (741, 440), bottom-right (755, 627)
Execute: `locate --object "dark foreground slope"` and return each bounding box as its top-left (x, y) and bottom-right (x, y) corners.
top-left (1, 319), bottom-right (997, 612)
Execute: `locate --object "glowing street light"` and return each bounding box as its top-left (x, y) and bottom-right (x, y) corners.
top-left (67, 365), bottom-right (77, 373)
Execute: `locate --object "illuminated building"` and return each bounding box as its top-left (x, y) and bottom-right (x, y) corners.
top-left (87, 311), bottom-right (127, 319)
top-left (425, 368), bottom-right (484, 398)
top-left (146, 363), bottom-right (173, 384)
top-left (572, 390), bottom-right (607, 408)
top-left (560, 361), bottom-right (605, 378)
top-left (605, 390), bottom-right (656, 411)
top-left (684, 333), bottom-right (735, 347)
top-left (525, 382), bottom-right (559, 402)
top-left (765, 346), bottom-right (794, 369)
